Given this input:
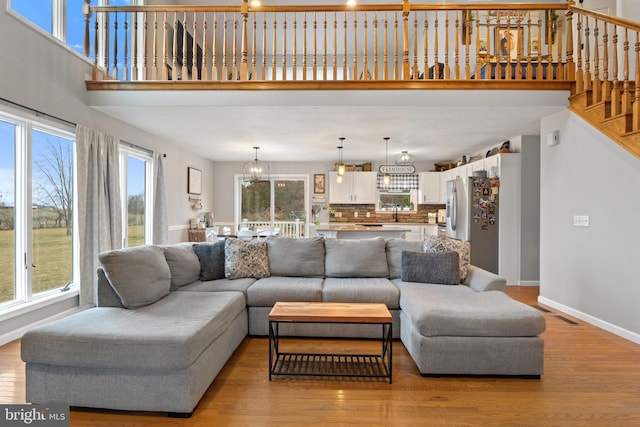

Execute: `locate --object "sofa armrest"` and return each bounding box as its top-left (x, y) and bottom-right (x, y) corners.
top-left (463, 265), bottom-right (507, 292)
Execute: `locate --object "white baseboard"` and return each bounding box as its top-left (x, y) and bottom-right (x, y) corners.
top-left (538, 296), bottom-right (640, 345)
top-left (517, 280), bottom-right (540, 286)
top-left (0, 306), bottom-right (83, 347)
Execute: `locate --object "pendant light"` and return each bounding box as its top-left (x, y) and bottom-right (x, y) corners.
top-left (383, 137), bottom-right (391, 186)
top-left (396, 150), bottom-right (414, 165)
top-left (243, 146), bottom-right (269, 183)
top-left (336, 137), bottom-right (346, 177)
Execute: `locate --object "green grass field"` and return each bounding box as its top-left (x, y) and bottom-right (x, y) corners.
top-left (0, 225), bottom-right (144, 305)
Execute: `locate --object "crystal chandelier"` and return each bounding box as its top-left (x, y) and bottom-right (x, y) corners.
top-left (396, 150), bottom-right (414, 165)
top-left (243, 146), bottom-right (269, 183)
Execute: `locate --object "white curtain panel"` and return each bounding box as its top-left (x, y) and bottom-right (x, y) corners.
top-left (76, 125), bottom-right (123, 307)
top-left (153, 152), bottom-right (168, 245)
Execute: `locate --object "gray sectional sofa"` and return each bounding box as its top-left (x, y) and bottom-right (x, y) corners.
top-left (21, 236), bottom-right (546, 416)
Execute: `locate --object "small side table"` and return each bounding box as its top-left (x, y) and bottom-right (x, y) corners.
top-left (188, 228), bottom-right (206, 242)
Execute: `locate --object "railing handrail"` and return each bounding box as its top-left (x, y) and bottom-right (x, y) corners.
top-left (569, 4), bottom-right (640, 32)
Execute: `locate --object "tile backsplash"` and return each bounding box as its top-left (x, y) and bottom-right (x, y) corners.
top-left (329, 204), bottom-right (445, 224)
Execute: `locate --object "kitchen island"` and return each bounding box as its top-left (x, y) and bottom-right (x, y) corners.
top-left (315, 224), bottom-right (410, 240)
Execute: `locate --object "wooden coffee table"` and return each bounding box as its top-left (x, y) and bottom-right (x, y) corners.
top-left (268, 302), bottom-right (393, 383)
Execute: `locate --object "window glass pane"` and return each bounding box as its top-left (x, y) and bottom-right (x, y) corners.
top-left (126, 156), bottom-right (146, 247)
top-left (0, 121), bottom-right (16, 305)
top-left (11, 0), bottom-right (53, 33)
top-left (31, 129), bottom-right (73, 295)
top-left (241, 181), bottom-right (271, 224)
top-left (274, 180), bottom-right (305, 222)
top-left (379, 193), bottom-right (414, 210)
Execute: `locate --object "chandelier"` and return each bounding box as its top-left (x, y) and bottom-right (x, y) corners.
top-left (396, 150), bottom-right (414, 165)
top-left (243, 146), bottom-right (269, 183)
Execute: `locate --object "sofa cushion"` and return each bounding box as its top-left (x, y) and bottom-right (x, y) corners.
top-left (423, 235), bottom-right (470, 281)
top-left (322, 278), bottom-right (400, 309)
top-left (385, 239), bottom-right (423, 279)
top-left (178, 277), bottom-right (257, 301)
top-left (224, 238), bottom-right (270, 279)
top-left (265, 236), bottom-right (325, 277)
top-left (161, 243), bottom-right (201, 290)
top-left (397, 282), bottom-right (546, 337)
top-left (246, 276), bottom-right (323, 306)
top-left (401, 250), bottom-right (460, 285)
top-left (98, 245), bottom-right (171, 309)
top-left (192, 241), bottom-right (226, 281)
top-left (21, 291), bottom-right (247, 370)
top-left (324, 237), bottom-right (389, 278)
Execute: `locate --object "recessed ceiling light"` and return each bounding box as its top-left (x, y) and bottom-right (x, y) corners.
top-left (346, 0), bottom-right (357, 6)
top-left (251, 0), bottom-right (261, 6)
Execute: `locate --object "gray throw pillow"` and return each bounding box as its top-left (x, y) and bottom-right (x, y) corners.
top-left (401, 250), bottom-right (461, 285)
top-left (98, 245), bottom-right (171, 309)
top-left (266, 236), bottom-right (325, 277)
top-left (161, 243), bottom-right (201, 289)
top-left (423, 235), bottom-right (470, 281)
top-left (192, 241), bottom-right (226, 281)
top-left (324, 237), bottom-right (389, 278)
top-left (224, 238), bottom-right (270, 279)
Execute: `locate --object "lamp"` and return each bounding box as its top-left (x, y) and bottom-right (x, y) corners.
top-left (383, 137), bottom-right (391, 186)
top-left (243, 146), bottom-right (269, 183)
top-left (396, 150), bottom-right (414, 165)
top-left (336, 137), bottom-right (346, 179)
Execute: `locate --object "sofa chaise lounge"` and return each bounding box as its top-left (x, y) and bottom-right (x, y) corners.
top-left (21, 236), bottom-right (546, 416)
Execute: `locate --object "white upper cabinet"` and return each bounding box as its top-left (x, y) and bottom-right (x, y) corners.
top-left (418, 172), bottom-right (440, 204)
top-left (328, 172), bottom-right (377, 204)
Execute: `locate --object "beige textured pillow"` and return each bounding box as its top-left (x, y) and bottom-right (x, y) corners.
top-left (224, 238), bottom-right (270, 279)
top-left (423, 235), bottom-right (470, 281)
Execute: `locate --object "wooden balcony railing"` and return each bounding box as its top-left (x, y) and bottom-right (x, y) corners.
top-left (83, 1), bottom-right (577, 85)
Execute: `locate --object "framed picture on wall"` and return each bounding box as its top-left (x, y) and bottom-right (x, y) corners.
top-left (495, 27), bottom-right (523, 61)
top-left (314, 174), bottom-right (325, 194)
top-left (188, 167), bottom-right (202, 195)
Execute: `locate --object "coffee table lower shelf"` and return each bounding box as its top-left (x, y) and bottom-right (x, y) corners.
top-left (270, 352), bottom-right (391, 380)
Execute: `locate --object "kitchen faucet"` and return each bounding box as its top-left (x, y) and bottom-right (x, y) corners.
top-left (394, 204), bottom-right (399, 222)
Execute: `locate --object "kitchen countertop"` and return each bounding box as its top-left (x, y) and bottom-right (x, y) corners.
top-left (316, 224), bottom-right (411, 231)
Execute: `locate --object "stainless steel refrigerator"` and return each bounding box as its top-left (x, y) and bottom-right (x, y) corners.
top-left (445, 176), bottom-right (499, 274)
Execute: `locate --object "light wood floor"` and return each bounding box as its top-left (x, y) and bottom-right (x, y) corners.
top-left (2, 287), bottom-right (639, 426)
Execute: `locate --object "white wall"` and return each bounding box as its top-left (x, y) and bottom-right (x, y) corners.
top-left (540, 110), bottom-right (640, 343)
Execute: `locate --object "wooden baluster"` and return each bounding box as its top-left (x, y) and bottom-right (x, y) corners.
top-left (123, 13), bottom-right (129, 80)
top-left (444, 11), bottom-right (449, 79)
top-left (272, 13), bottom-right (277, 80)
top-left (83, 0), bottom-right (91, 58)
top-left (601, 21), bottom-right (610, 101)
top-left (464, 10), bottom-right (472, 80)
top-left (282, 13), bottom-right (287, 80)
top-left (363, 12), bottom-right (368, 80)
top-left (575, 13), bottom-right (583, 92)
top-left (93, 12), bottom-right (99, 79)
top-left (241, 2), bottom-right (248, 81)
top-left (313, 12), bottom-right (317, 80)
top-left (611, 25), bottom-right (620, 116)
top-left (565, 6), bottom-right (574, 81)
top-left (151, 13), bottom-right (157, 80)
top-left (556, 10), bottom-right (564, 80)
top-left (343, 12), bottom-right (348, 80)
top-left (335, 12), bottom-right (339, 80)
top-left (261, 13), bottom-right (266, 80)
top-left (323, 12), bottom-right (328, 80)
top-left (434, 11), bottom-right (439, 80)
top-left (112, 12), bottom-right (119, 77)
top-left (424, 12), bottom-right (429, 81)
top-left (412, 12), bottom-right (418, 79)
top-left (233, 14), bottom-right (238, 80)
top-left (172, 13), bottom-right (179, 80)
top-left (622, 28), bottom-right (631, 115)
top-left (402, 0), bottom-right (410, 79)
top-left (633, 32), bottom-right (640, 130)
top-left (181, 12), bottom-right (188, 80)
top-left (373, 13), bottom-right (379, 80)
top-left (454, 11), bottom-right (460, 80)
top-left (161, 12), bottom-right (168, 80)
top-left (192, 12), bottom-right (198, 80)
top-left (496, 11), bottom-right (503, 81)
top-left (394, 12), bottom-right (399, 79)
top-left (353, 12), bottom-right (358, 80)
top-left (474, 10), bottom-right (481, 80)
top-left (132, 12), bottom-right (138, 80)
top-left (292, 13), bottom-right (297, 81)
top-left (213, 12), bottom-right (219, 81)
top-left (383, 12), bottom-right (389, 80)
top-left (202, 13), bottom-right (208, 81)
top-left (222, 13), bottom-right (228, 80)
top-left (103, 12), bottom-right (110, 76)
top-left (525, 12), bottom-right (532, 80)
top-left (584, 17), bottom-right (592, 93)
top-left (535, 12), bottom-right (541, 81)
top-left (251, 12), bottom-right (257, 81)
top-left (592, 19), bottom-right (601, 102)
top-left (303, 12), bottom-right (307, 81)
top-left (142, 13), bottom-right (149, 80)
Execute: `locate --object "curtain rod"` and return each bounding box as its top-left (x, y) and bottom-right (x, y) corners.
top-left (1, 96), bottom-right (167, 158)
top-left (0, 96), bottom-right (76, 127)
top-left (121, 140), bottom-right (167, 158)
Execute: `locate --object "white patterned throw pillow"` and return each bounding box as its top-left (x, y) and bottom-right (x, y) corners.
top-left (423, 235), bottom-right (470, 281)
top-left (224, 238), bottom-right (271, 279)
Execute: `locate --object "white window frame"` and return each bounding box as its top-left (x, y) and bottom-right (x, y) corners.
top-left (119, 145), bottom-right (153, 248)
top-left (376, 189), bottom-right (418, 213)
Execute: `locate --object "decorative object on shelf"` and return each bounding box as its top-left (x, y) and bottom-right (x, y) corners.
top-left (335, 137), bottom-right (346, 181)
top-left (243, 146), bottom-right (269, 183)
top-left (188, 167), bottom-right (202, 195)
top-left (395, 150), bottom-right (414, 165)
top-left (314, 173), bottom-right (325, 194)
top-left (498, 140), bottom-right (512, 153)
top-left (189, 196), bottom-right (202, 210)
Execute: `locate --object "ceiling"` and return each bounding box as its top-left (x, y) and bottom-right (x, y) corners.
top-left (89, 88), bottom-right (569, 163)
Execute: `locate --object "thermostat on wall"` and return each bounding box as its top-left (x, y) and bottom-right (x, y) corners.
top-left (547, 130), bottom-right (560, 146)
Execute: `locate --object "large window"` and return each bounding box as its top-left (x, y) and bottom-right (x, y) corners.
top-left (237, 176), bottom-right (308, 238)
top-left (120, 146), bottom-right (152, 248)
top-left (0, 111), bottom-right (76, 309)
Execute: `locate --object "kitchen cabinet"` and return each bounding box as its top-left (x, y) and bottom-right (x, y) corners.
top-left (418, 172), bottom-right (440, 204)
top-left (422, 224), bottom-right (438, 238)
top-left (328, 171), bottom-right (377, 204)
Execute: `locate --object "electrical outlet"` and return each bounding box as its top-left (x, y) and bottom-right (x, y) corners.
top-left (573, 215), bottom-right (590, 227)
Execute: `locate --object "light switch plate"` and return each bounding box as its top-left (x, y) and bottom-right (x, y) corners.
top-left (573, 215), bottom-right (589, 227)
